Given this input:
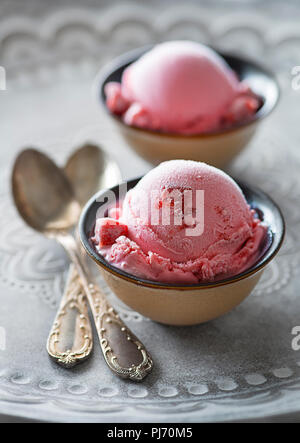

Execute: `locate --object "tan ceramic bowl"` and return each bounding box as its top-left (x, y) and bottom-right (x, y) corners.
top-left (97, 46), bottom-right (279, 167)
top-left (79, 178), bottom-right (285, 326)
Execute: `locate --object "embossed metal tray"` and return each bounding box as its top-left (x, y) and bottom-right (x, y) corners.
top-left (0, 3), bottom-right (300, 422)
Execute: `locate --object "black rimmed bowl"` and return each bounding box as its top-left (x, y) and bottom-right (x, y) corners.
top-left (97, 45), bottom-right (280, 168)
top-left (79, 178), bottom-right (285, 326)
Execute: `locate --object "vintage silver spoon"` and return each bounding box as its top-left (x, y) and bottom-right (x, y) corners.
top-left (12, 148), bottom-right (153, 381)
top-left (64, 143), bottom-right (122, 207)
top-left (45, 143), bottom-right (122, 368)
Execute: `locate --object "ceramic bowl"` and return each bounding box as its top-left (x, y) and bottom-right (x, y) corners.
top-left (79, 177), bottom-right (285, 326)
top-left (97, 46), bottom-right (279, 168)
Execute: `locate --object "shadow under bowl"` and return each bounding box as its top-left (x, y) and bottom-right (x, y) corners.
top-left (79, 177), bottom-right (285, 326)
top-left (97, 45), bottom-right (280, 168)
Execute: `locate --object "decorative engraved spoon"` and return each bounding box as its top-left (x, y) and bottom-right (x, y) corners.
top-left (64, 143), bottom-right (121, 207)
top-left (47, 263), bottom-right (92, 368)
top-left (46, 143), bottom-right (122, 368)
top-left (12, 148), bottom-right (153, 381)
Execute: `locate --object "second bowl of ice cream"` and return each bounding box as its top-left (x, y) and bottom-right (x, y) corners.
top-left (80, 160), bottom-right (285, 326)
top-left (98, 41), bottom-right (279, 167)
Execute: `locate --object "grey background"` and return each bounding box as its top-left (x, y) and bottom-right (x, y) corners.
top-left (1, 0), bottom-right (300, 423)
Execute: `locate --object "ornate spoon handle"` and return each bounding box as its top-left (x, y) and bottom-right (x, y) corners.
top-left (47, 264), bottom-right (93, 368)
top-left (87, 282), bottom-right (153, 381)
top-left (57, 233), bottom-right (153, 381)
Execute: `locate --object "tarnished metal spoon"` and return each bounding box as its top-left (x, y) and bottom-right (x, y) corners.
top-left (64, 143), bottom-right (121, 207)
top-left (12, 148), bottom-right (153, 381)
top-left (45, 143), bottom-right (122, 368)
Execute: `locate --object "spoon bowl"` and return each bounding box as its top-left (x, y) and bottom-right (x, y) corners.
top-left (64, 143), bottom-right (121, 207)
top-left (12, 148), bottom-right (81, 234)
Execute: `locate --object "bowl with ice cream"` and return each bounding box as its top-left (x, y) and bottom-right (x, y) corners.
top-left (97, 41), bottom-right (279, 168)
top-left (79, 160), bottom-right (284, 326)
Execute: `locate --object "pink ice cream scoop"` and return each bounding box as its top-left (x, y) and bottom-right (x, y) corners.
top-left (105, 41), bottom-right (260, 134)
top-left (92, 160), bottom-right (266, 284)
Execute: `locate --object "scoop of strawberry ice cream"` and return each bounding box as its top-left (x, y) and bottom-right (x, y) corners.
top-left (104, 41), bottom-right (260, 134)
top-left (92, 160), bottom-right (267, 284)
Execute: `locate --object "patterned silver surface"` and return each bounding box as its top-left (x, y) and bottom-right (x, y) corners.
top-left (0, 2), bottom-right (300, 422)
